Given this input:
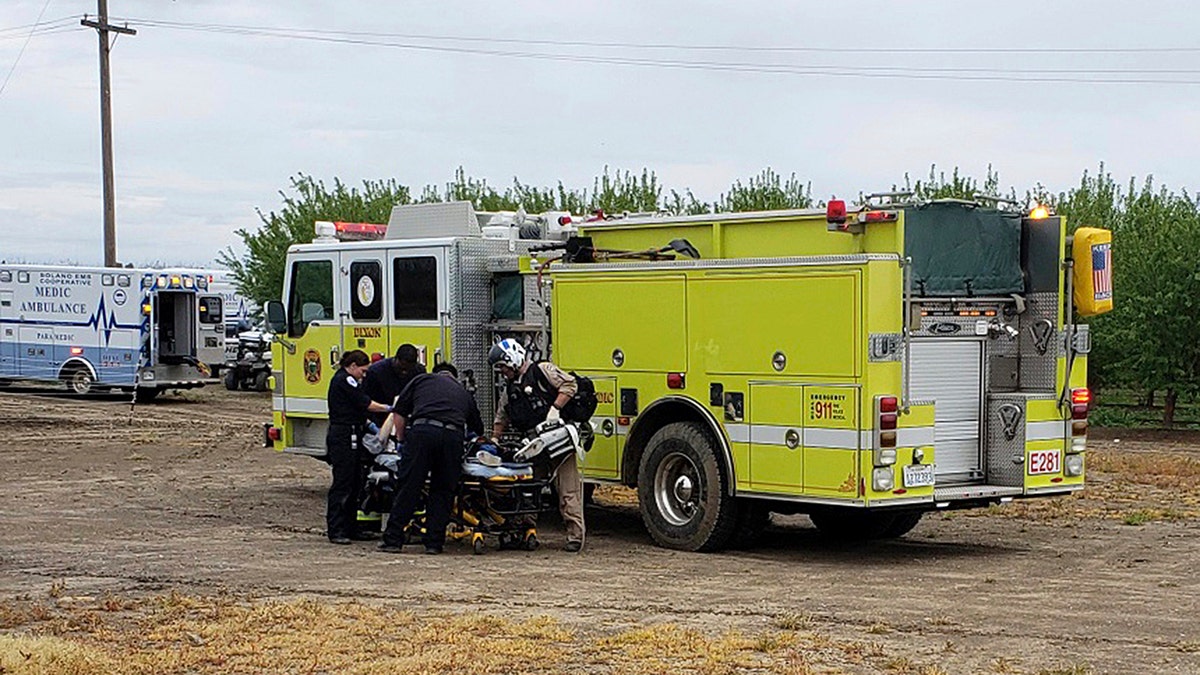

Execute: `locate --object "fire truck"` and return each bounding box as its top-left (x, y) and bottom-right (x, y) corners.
top-left (263, 198), bottom-right (1112, 551)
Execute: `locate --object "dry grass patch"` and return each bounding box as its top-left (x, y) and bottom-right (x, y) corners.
top-left (0, 592), bottom-right (963, 675)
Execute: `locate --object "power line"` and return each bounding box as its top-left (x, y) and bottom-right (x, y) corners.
top-left (114, 17), bottom-right (1200, 55)
top-left (104, 19), bottom-right (1200, 85)
top-left (0, 15), bottom-right (77, 33)
top-left (0, 0), bottom-right (56, 100)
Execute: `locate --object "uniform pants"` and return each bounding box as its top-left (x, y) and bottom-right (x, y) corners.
top-left (383, 426), bottom-right (461, 549)
top-left (554, 453), bottom-right (586, 544)
top-left (326, 424), bottom-right (363, 539)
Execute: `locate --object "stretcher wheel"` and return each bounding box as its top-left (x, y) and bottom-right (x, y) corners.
top-left (523, 531), bottom-right (539, 551)
top-left (472, 534), bottom-right (486, 555)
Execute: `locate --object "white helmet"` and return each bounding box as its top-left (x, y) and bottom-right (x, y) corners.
top-left (488, 338), bottom-right (526, 371)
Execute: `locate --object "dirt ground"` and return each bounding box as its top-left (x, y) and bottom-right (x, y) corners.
top-left (1, 387), bottom-right (1198, 674)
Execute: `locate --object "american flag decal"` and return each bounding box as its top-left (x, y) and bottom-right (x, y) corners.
top-left (1091, 242), bottom-right (1112, 300)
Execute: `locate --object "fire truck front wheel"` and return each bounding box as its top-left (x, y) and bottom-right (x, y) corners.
top-left (637, 421), bottom-right (737, 552)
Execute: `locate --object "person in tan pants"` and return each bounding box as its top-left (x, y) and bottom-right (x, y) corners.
top-left (488, 339), bottom-right (585, 552)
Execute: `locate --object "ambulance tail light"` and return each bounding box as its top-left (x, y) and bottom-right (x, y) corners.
top-left (873, 395), bottom-right (899, 466)
top-left (666, 372), bottom-right (686, 389)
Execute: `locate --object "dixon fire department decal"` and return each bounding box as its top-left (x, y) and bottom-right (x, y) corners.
top-left (356, 275), bottom-right (376, 308)
top-left (303, 349), bottom-right (322, 383)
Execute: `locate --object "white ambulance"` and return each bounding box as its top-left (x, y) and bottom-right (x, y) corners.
top-left (0, 264), bottom-right (222, 399)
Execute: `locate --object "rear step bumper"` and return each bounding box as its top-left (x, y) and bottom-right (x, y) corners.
top-left (934, 484), bottom-right (1023, 502)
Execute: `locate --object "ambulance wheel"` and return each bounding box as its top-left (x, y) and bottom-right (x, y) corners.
top-left (808, 508), bottom-right (897, 541)
top-left (472, 534), bottom-right (486, 555)
top-left (880, 511), bottom-right (924, 539)
top-left (223, 369), bottom-right (239, 391)
top-left (63, 366), bottom-right (94, 395)
top-left (253, 371), bottom-right (270, 392)
top-left (637, 421), bottom-right (737, 552)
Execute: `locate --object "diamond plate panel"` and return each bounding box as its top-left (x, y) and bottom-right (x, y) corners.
top-left (1019, 292), bottom-right (1058, 392)
top-left (986, 394), bottom-right (1027, 487)
top-left (450, 238), bottom-right (507, 423)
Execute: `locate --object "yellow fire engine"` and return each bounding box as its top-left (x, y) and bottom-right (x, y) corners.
top-left (264, 197), bottom-right (1112, 551)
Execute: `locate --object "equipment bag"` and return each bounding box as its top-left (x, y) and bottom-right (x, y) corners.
top-left (560, 371), bottom-right (598, 423)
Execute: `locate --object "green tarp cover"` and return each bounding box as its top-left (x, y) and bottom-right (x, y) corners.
top-left (904, 202), bottom-right (1024, 297)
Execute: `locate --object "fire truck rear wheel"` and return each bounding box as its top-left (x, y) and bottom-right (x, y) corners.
top-left (637, 421), bottom-right (737, 552)
top-left (808, 508), bottom-right (897, 540)
top-left (134, 388), bottom-right (160, 403)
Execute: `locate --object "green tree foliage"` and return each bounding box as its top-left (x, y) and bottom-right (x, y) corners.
top-left (895, 164), bottom-right (1012, 202)
top-left (217, 174), bottom-right (411, 308)
top-left (1047, 165), bottom-right (1200, 425)
top-left (716, 168), bottom-right (812, 212)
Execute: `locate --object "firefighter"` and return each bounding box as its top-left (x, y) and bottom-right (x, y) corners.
top-left (363, 343), bottom-right (426, 425)
top-left (488, 339), bottom-right (585, 553)
top-left (379, 362), bottom-right (484, 555)
top-left (325, 349), bottom-right (394, 545)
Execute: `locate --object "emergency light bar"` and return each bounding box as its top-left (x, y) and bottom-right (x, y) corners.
top-left (335, 221), bottom-right (388, 240)
top-left (826, 200), bottom-right (898, 234)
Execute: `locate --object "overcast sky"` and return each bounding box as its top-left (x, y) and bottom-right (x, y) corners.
top-left (2, 1), bottom-right (1198, 267)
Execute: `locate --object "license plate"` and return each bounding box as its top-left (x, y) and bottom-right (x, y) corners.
top-left (903, 463), bottom-right (936, 488)
top-left (1028, 449), bottom-right (1061, 475)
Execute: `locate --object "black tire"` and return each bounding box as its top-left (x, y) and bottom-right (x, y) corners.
top-left (63, 366), bottom-right (94, 395)
top-left (729, 500), bottom-right (772, 549)
top-left (223, 369), bottom-right (239, 391)
top-left (809, 508), bottom-right (897, 541)
top-left (253, 370), bottom-right (270, 392)
top-left (636, 421), bottom-right (737, 552)
top-left (134, 387), bottom-right (160, 403)
top-left (880, 511), bottom-right (924, 539)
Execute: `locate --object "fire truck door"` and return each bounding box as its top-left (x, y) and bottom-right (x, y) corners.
top-left (339, 253), bottom-right (389, 364)
top-left (748, 383), bottom-right (804, 492)
top-left (386, 248), bottom-right (447, 367)
top-left (910, 339), bottom-right (985, 484)
top-left (279, 253), bottom-right (340, 410)
top-left (580, 376), bottom-right (618, 479)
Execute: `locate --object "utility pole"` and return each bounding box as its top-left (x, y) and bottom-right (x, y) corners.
top-left (82, 1), bottom-right (135, 268)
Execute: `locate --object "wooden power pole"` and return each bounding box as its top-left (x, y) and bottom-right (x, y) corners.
top-left (82, 1), bottom-right (135, 267)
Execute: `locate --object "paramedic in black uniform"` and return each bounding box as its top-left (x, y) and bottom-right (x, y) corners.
top-left (379, 362), bottom-right (483, 555)
top-left (326, 349), bottom-right (393, 545)
top-left (363, 343), bottom-right (425, 425)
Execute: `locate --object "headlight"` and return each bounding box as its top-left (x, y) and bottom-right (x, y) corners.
top-left (872, 467), bottom-right (895, 491)
top-left (1065, 454), bottom-right (1084, 477)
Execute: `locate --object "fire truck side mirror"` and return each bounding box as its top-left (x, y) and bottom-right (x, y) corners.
top-left (265, 300), bottom-right (287, 335)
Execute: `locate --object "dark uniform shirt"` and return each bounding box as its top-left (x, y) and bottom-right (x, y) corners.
top-left (363, 358), bottom-right (425, 424)
top-left (327, 367), bottom-right (372, 426)
top-left (395, 373), bottom-right (484, 435)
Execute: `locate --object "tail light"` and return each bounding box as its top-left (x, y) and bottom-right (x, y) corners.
top-left (1071, 387), bottom-right (1091, 420)
top-left (1070, 388), bottom-right (1090, 452)
top-left (268, 427), bottom-right (281, 441)
top-left (666, 372), bottom-right (685, 389)
top-left (873, 395), bottom-right (899, 466)
top-left (371, 352), bottom-right (384, 362)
